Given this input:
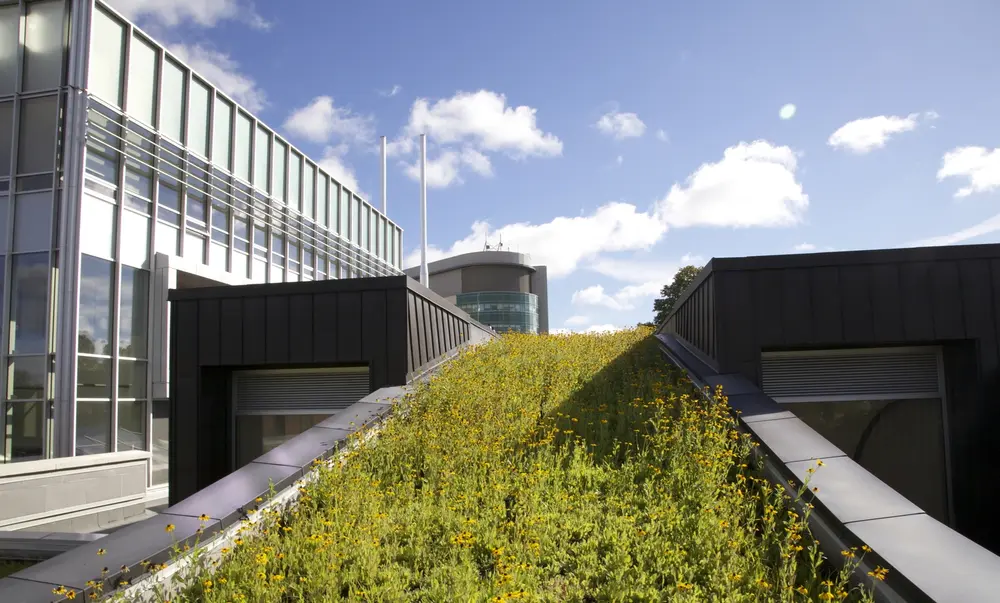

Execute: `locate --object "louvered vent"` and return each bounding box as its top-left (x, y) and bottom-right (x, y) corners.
top-left (761, 349), bottom-right (940, 400)
top-left (235, 370), bottom-right (370, 415)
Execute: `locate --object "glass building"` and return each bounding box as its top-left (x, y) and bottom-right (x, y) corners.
top-left (455, 291), bottom-right (539, 334)
top-left (0, 0), bottom-right (403, 490)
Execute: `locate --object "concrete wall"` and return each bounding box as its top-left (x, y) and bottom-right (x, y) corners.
top-left (0, 451), bottom-right (151, 533)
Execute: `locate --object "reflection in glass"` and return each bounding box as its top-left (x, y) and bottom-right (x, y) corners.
top-left (151, 400), bottom-right (169, 484)
top-left (76, 401), bottom-right (110, 455)
top-left (236, 414), bottom-right (331, 470)
top-left (117, 400), bottom-right (147, 453)
top-left (78, 255), bottom-right (114, 355)
top-left (272, 141), bottom-right (286, 203)
top-left (4, 402), bottom-right (46, 462)
top-left (17, 95), bottom-right (58, 174)
top-left (456, 292), bottom-right (540, 334)
top-left (787, 398), bottom-right (949, 524)
top-left (118, 360), bottom-right (147, 399)
top-left (10, 253), bottom-right (49, 355)
top-left (23, 0), bottom-right (65, 91)
top-left (212, 97), bottom-right (233, 170)
top-left (0, 5), bottom-right (18, 96)
top-left (187, 78), bottom-right (211, 158)
top-left (160, 59), bottom-right (186, 143)
top-left (80, 194), bottom-right (116, 258)
top-left (126, 34), bottom-right (157, 126)
top-left (1, 102), bottom-right (12, 178)
top-left (14, 192), bottom-right (54, 252)
top-left (119, 267), bottom-right (149, 357)
top-left (8, 356), bottom-right (46, 400)
top-left (254, 125), bottom-right (270, 191)
top-left (89, 7), bottom-right (124, 107)
top-left (77, 356), bottom-right (111, 399)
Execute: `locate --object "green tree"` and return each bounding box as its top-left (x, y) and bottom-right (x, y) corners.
top-left (652, 265), bottom-right (703, 326)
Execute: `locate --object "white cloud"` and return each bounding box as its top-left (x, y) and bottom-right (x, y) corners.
top-left (283, 96), bottom-right (374, 146)
top-left (779, 104), bottom-right (797, 120)
top-left (564, 315), bottom-right (590, 327)
top-left (595, 111), bottom-right (646, 140)
top-left (168, 44), bottom-right (266, 113)
top-left (404, 202), bottom-right (666, 276)
top-left (584, 324), bottom-right (626, 333)
top-left (793, 243), bottom-right (816, 252)
top-left (402, 147), bottom-right (493, 188)
top-left (109, 0), bottom-right (270, 30)
top-left (572, 282), bottom-right (663, 311)
top-left (656, 140), bottom-right (808, 228)
top-left (401, 90), bottom-right (562, 157)
top-left (549, 328), bottom-right (573, 335)
top-left (656, 129), bottom-right (669, 142)
top-left (318, 146), bottom-right (362, 195)
top-left (827, 113), bottom-right (923, 154)
top-left (937, 146), bottom-right (1000, 198)
top-left (910, 212), bottom-right (1000, 247)
top-left (391, 90), bottom-right (561, 188)
top-left (587, 255), bottom-right (703, 286)
top-left (380, 85), bottom-right (402, 98)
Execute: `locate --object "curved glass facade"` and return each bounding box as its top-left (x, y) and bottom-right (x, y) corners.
top-left (456, 292), bottom-right (539, 334)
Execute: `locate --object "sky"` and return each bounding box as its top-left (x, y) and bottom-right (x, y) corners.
top-left (108, 0), bottom-right (1000, 334)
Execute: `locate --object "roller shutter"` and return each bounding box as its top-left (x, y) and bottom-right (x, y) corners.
top-left (761, 347), bottom-right (942, 401)
top-left (234, 368), bottom-right (370, 415)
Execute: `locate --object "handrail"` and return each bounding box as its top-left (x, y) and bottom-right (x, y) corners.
top-left (656, 332), bottom-right (1000, 603)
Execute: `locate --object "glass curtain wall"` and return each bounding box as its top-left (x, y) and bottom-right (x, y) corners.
top-left (456, 292), bottom-right (540, 334)
top-left (74, 3), bottom-right (404, 480)
top-left (1, 0), bottom-right (68, 463)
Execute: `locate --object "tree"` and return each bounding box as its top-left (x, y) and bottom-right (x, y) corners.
top-left (652, 265), bottom-right (703, 326)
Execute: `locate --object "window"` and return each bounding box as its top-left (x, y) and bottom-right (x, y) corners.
top-left (186, 191), bottom-right (207, 232)
top-left (157, 180), bottom-right (180, 226)
top-left (318, 176), bottom-right (328, 228)
top-left (23, 0), bottom-right (66, 92)
top-left (151, 400), bottom-right (169, 484)
top-left (234, 211), bottom-right (250, 254)
top-left (253, 225), bottom-right (267, 260)
top-left (0, 102), bottom-right (12, 179)
top-left (302, 162), bottom-right (314, 220)
top-left (288, 152), bottom-right (301, 212)
top-left (127, 35), bottom-right (158, 126)
top-left (89, 7), bottom-right (125, 107)
top-left (160, 59), bottom-right (186, 143)
top-left (76, 400), bottom-right (111, 455)
top-left (9, 253), bottom-right (48, 355)
top-left (120, 209), bottom-right (149, 269)
top-left (253, 125), bottom-right (269, 191)
top-left (4, 400), bottom-right (46, 461)
top-left (272, 140), bottom-right (286, 203)
top-left (13, 192), bottom-right (53, 252)
top-left (340, 187), bottom-right (350, 240)
top-left (0, 5), bottom-right (18, 96)
top-left (17, 96), bottom-right (58, 174)
top-left (211, 197), bottom-right (229, 244)
top-left (213, 96), bottom-right (233, 171)
top-left (80, 194), bottom-right (115, 259)
top-left (288, 240), bottom-right (300, 275)
top-left (271, 233), bottom-right (284, 265)
top-left (85, 106), bottom-right (120, 190)
top-left (78, 255), bottom-right (114, 356)
top-left (119, 266), bottom-right (149, 358)
top-left (234, 112), bottom-right (252, 183)
top-left (362, 203), bottom-right (370, 252)
top-left (187, 78), bottom-right (211, 158)
top-left (124, 125), bottom-right (154, 213)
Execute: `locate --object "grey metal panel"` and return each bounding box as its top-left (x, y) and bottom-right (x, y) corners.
top-left (460, 264), bottom-right (532, 293)
top-left (234, 369), bottom-right (370, 414)
top-left (761, 349), bottom-right (940, 399)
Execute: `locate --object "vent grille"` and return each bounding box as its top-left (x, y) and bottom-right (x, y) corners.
top-left (761, 350), bottom-right (940, 400)
top-left (235, 370), bottom-right (370, 415)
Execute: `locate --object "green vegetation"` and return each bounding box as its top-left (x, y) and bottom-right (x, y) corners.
top-left (652, 265), bottom-right (703, 326)
top-left (0, 560), bottom-right (36, 579)
top-left (102, 329), bottom-right (883, 602)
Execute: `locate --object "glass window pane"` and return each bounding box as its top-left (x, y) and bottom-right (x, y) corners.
top-left (89, 8), bottom-right (124, 107)
top-left (8, 357), bottom-right (46, 400)
top-left (234, 112), bottom-right (252, 182)
top-left (10, 253), bottom-right (49, 355)
top-left (151, 399), bottom-right (169, 484)
top-left (363, 204), bottom-right (370, 251)
top-left (118, 359), bottom-right (147, 398)
top-left (160, 58), bottom-right (185, 143)
top-left (126, 34), bottom-right (157, 126)
top-left (339, 186), bottom-right (349, 238)
top-left (272, 140), bottom-right (286, 203)
top-left (17, 96), bottom-right (58, 174)
top-left (187, 191), bottom-right (206, 223)
top-left (187, 78), bottom-right (211, 158)
top-left (23, 0), bottom-right (65, 91)
top-left (319, 177), bottom-right (329, 228)
top-left (80, 194), bottom-right (115, 258)
top-left (76, 400), bottom-right (110, 454)
top-left (254, 125), bottom-right (269, 191)
top-left (302, 162), bottom-right (314, 220)
top-left (288, 152), bottom-right (301, 211)
top-left (4, 401), bottom-right (46, 461)
top-left (212, 96), bottom-right (232, 171)
top-left (118, 399), bottom-right (146, 452)
top-left (0, 101), bottom-right (12, 179)
top-left (121, 210), bottom-right (149, 268)
top-left (120, 266), bottom-right (149, 358)
top-left (13, 192), bottom-right (52, 252)
top-left (0, 4), bottom-right (18, 96)
top-left (78, 254), bottom-right (114, 355)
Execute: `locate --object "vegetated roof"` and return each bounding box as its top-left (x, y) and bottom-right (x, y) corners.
top-left (166, 329), bottom-right (882, 601)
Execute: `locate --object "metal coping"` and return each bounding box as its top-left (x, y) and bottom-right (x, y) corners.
top-left (656, 332), bottom-right (1000, 603)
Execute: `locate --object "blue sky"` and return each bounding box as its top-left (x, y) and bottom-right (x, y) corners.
top-left (113, 0), bottom-right (1000, 332)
